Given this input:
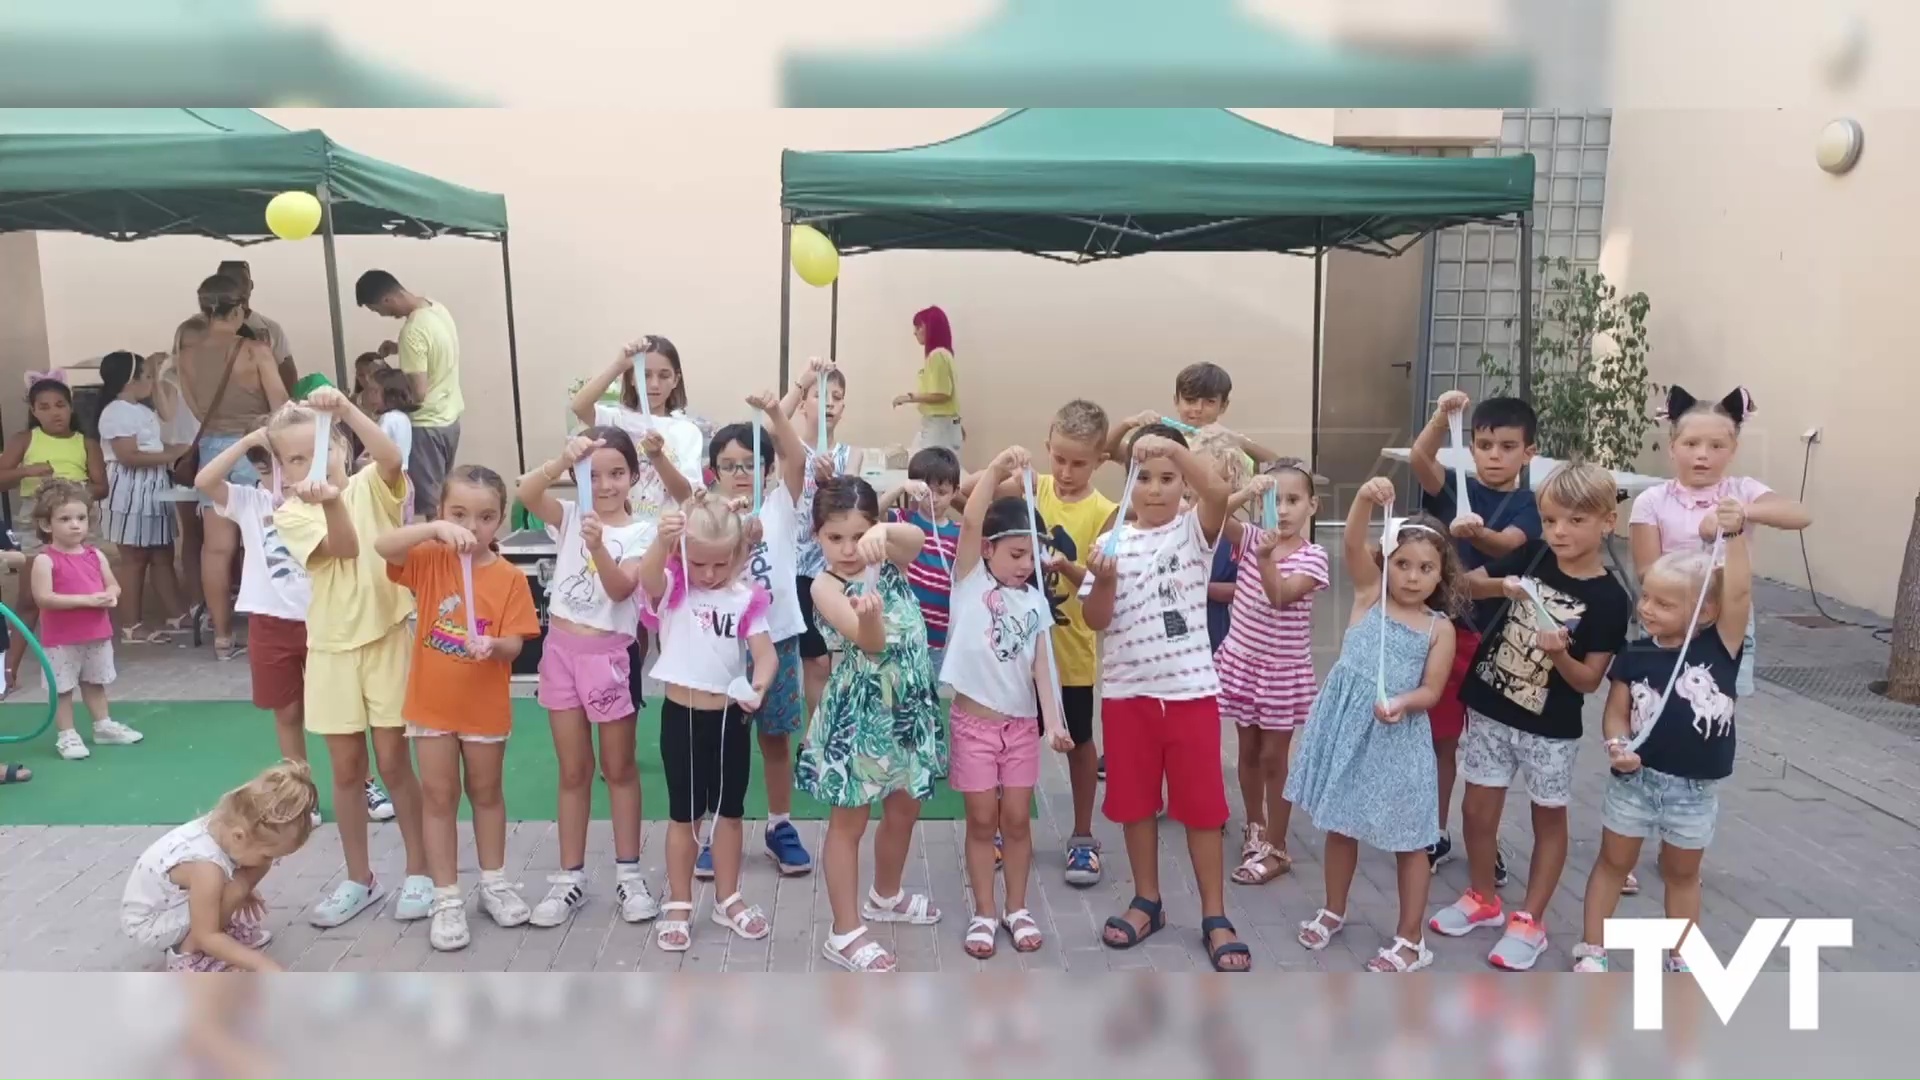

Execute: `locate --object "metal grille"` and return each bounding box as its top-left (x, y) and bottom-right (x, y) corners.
top-left (1416, 110), bottom-right (1611, 427)
top-left (1757, 663), bottom-right (1920, 736)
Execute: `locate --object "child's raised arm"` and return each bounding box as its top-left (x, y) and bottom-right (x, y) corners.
top-left (860, 520), bottom-right (925, 573)
top-left (1253, 528), bottom-right (1322, 608)
top-left (374, 521), bottom-right (476, 567)
top-left (309, 386), bottom-right (401, 487)
top-left (781, 356), bottom-right (832, 421)
top-left (748, 390), bottom-right (808, 500)
top-left (638, 427), bottom-right (694, 504)
top-left (811, 574), bottom-right (886, 656)
top-left (1345, 476), bottom-right (1394, 598)
top-left (634, 511), bottom-right (684, 607)
top-left (1716, 499), bottom-right (1753, 657)
top-left (1220, 474), bottom-right (1275, 551)
top-left (957, 446), bottom-right (1029, 581)
top-left (194, 429), bottom-right (268, 510)
top-left (1410, 391), bottom-right (1467, 497)
top-left (1105, 409), bottom-right (1159, 464)
top-left (1743, 491), bottom-right (1812, 533)
top-left (571, 343), bottom-right (640, 428)
top-left (516, 435), bottom-right (600, 536)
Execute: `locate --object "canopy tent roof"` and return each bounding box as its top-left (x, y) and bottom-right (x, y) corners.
top-left (0, 108), bottom-right (508, 241)
top-left (782, 108), bottom-right (1534, 259)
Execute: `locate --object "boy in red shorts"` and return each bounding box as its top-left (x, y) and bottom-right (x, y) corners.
top-left (1410, 391), bottom-right (1539, 878)
top-left (1080, 423), bottom-right (1247, 971)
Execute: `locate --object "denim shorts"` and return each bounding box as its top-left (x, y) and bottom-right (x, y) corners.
top-left (1602, 767), bottom-right (1720, 850)
top-left (197, 433), bottom-right (260, 486)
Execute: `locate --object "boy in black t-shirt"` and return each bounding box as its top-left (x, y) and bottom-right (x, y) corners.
top-left (1427, 463), bottom-right (1631, 972)
top-left (1572, 497), bottom-right (1750, 974)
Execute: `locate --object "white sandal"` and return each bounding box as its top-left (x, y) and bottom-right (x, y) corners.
top-left (710, 892), bottom-right (770, 940)
top-left (1297, 908), bottom-right (1346, 951)
top-left (823, 925), bottom-right (895, 972)
top-left (1002, 909), bottom-right (1042, 953)
top-left (1366, 936), bottom-right (1435, 973)
top-left (863, 888), bottom-right (941, 925)
top-left (656, 901), bottom-right (694, 952)
top-left (964, 915), bottom-right (997, 959)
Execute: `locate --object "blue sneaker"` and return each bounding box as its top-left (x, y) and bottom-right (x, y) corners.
top-left (764, 820), bottom-right (813, 876)
top-left (1064, 836), bottom-right (1101, 888)
top-left (694, 845), bottom-right (715, 881)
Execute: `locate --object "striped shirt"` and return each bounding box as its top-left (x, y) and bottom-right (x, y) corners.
top-left (1079, 510), bottom-right (1218, 701)
top-left (1216, 528), bottom-right (1328, 711)
top-left (889, 508), bottom-right (960, 649)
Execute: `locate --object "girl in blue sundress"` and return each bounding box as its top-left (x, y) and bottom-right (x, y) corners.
top-left (1286, 477), bottom-right (1465, 974)
top-left (795, 475), bottom-right (941, 973)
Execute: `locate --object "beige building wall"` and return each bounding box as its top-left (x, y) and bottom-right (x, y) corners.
top-left (1601, 108), bottom-right (1913, 616)
top-left (21, 108), bottom-right (1492, 500)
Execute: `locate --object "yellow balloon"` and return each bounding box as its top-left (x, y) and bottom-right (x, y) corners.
top-left (265, 191), bottom-right (323, 241)
top-left (790, 225), bottom-right (840, 288)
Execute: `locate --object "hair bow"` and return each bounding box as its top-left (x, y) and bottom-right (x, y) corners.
top-left (23, 370), bottom-right (69, 390)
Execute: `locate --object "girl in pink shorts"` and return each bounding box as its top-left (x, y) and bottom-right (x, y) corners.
top-left (944, 446), bottom-right (1073, 960)
top-left (516, 426), bottom-right (665, 930)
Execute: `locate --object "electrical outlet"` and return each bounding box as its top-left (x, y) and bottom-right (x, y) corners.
top-left (1802, 427), bottom-right (1822, 443)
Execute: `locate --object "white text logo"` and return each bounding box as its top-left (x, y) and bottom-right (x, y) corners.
top-left (1603, 918), bottom-right (1852, 1030)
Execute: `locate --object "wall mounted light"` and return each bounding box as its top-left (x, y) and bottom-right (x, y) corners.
top-left (1816, 118), bottom-right (1864, 174)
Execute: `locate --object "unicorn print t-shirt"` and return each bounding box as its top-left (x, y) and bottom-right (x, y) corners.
top-left (1607, 628), bottom-right (1740, 781)
top-left (388, 542), bottom-right (541, 737)
top-left (941, 563), bottom-right (1051, 718)
top-left (218, 484), bottom-right (310, 622)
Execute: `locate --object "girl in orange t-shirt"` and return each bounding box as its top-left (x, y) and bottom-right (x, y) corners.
top-left (376, 465), bottom-right (541, 953)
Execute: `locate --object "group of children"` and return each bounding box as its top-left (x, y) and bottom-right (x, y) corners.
top-left (112, 338), bottom-right (1806, 975)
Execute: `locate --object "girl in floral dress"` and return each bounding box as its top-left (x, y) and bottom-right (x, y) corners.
top-left (795, 475), bottom-right (942, 972)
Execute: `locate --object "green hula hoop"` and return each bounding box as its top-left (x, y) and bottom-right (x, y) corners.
top-left (0, 600), bottom-right (56, 744)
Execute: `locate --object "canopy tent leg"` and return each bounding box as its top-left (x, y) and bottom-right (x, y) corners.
top-left (1517, 209), bottom-right (1534, 402)
top-left (1309, 247), bottom-right (1324, 471)
top-left (317, 182), bottom-right (350, 392)
top-left (829, 276), bottom-right (839, 361)
top-left (501, 234), bottom-right (527, 474)
top-left (778, 212), bottom-right (794, 393)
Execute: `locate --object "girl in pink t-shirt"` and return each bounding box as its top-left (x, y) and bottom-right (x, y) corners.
top-left (1629, 385), bottom-right (1812, 696)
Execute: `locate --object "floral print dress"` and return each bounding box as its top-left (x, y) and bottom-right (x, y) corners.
top-left (797, 561), bottom-right (944, 807)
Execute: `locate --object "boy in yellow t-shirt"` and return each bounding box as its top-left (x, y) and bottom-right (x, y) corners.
top-left (268, 388), bottom-right (428, 931)
top-left (1033, 400), bottom-right (1118, 887)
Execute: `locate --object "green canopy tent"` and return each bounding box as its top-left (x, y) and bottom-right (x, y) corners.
top-left (780, 108), bottom-right (1537, 464)
top-left (0, 107), bottom-right (528, 470)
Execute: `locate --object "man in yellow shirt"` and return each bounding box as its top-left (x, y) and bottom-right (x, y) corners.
top-left (356, 269), bottom-right (463, 519)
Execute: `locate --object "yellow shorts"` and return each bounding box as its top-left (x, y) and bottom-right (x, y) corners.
top-left (303, 623), bottom-right (411, 736)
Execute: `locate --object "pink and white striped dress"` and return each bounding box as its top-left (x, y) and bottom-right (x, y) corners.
top-left (1215, 527), bottom-right (1328, 731)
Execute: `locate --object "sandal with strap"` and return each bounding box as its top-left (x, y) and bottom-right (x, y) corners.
top-left (656, 901), bottom-right (695, 952)
top-left (0, 763), bottom-right (31, 784)
top-left (120, 624), bottom-right (174, 645)
top-left (863, 888), bottom-right (941, 925)
top-left (1297, 908), bottom-right (1346, 950)
top-left (1101, 895), bottom-right (1165, 950)
top-left (964, 915), bottom-right (998, 959)
top-left (1231, 837), bottom-right (1291, 885)
top-left (710, 892), bottom-right (769, 940)
top-left (823, 926), bottom-right (895, 972)
top-left (1002, 909), bottom-right (1042, 953)
top-left (1366, 936), bottom-right (1435, 973)
top-left (1201, 915), bottom-right (1252, 972)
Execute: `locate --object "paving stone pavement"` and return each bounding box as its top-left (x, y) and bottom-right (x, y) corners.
top-left (3, 576), bottom-right (1916, 973)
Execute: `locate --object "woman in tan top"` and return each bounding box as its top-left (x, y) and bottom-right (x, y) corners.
top-left (169, 274), bottom-right (287, 659)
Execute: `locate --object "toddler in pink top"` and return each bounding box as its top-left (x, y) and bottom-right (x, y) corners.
top-left (25, 479), bottom-right (144, 760)
top-left (1629, 386), bottom-right (1812, 694)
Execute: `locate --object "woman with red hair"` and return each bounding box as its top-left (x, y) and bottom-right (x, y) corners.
top-left (893, 306), bottom-right (963, 453)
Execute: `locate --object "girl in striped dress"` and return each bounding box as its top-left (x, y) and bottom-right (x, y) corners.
top-left (96, 352), bottom-right (191, 643)
top-left (1216, 460), bottom-right (1329, 885)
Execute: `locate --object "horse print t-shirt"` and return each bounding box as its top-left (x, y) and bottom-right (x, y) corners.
top-left (1607, 628), bottom-right (1740, 780)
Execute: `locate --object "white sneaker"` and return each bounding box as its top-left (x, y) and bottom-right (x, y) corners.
top-left (479, 878), bottom-right (531, 928)
top-left (616, 873), bottom-right (660, 923)
top-left (529, 872), bottom-right (588, 928)
top-left (309, 809), bottom-right (324, 828)
top-left (55, 729), bottom-right (90, 760)
top-left (364, 780), bottom-right (396, 822)
top-left (91, 719), bottom-right (143, 745)
top-left (429, 895), bottom-right (470, 951)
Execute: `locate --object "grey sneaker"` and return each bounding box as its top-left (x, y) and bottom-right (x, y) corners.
top-left (91, 719), bottom-right (144, 745)
top-left (1486, 913), bottom-right (1549, 971)
top-left (1427, 889), bottom-right (1504, 937)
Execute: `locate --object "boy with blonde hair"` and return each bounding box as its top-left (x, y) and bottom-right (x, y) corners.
top-left (1428, 462), bottom-right (1631, 971)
